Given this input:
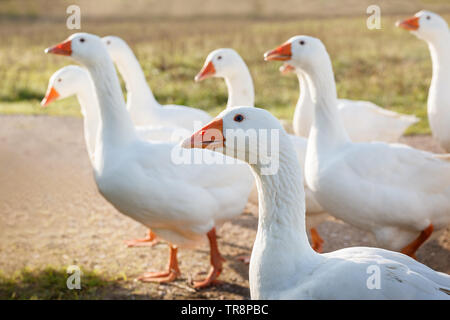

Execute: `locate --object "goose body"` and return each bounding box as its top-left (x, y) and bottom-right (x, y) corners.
top-left (184, 106), bottom-right (450, 299)
top-left (45, 33), bottom-right (254, 287)
top-left (102, 36), bottom-right (212, 131)
top-left (265, 35), bottom-right (450, 256)
top-left (398, 10), bottom-right (450, 151)
top-left (284, 64), bottom-right (419, 141)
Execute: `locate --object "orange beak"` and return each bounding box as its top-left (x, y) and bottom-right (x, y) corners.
top-left (181, 118), bottom-right (225, 149)
top-left (195, 61), bottom-right (216, 82)
top-left (280, 63), bottom-right (295, 75)
top-left (41, 87), bottom-right (60, 107)
top-left (264, 42), bottom-right (292, 61)
top-left (45, 39), bottom-right (72, 56)
top-left (396, 16), bottom-right (420, 31)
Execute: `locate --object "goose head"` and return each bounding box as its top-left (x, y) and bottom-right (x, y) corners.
top-left (41, 65), bottom-right (88, 107)
top-left (397, 10), bottom-right (449, 41)
top-left (181, 106), bottom-right (284, 164)
top-left (195, 48), bottom-right (245, 82)
top-left (264, 35), bottom-right (328, 73)
top-left (102, 35), bottom-right (130, 64)
top-left (45, 33), bottom-right (108, 65)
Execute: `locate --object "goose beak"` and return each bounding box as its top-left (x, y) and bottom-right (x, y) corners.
top-left (45, 39), bottom-right (72, 56)
top-left (280, 63), bottom-right (295, 75)
top-left (264, 42), bottom-right (292, 61)
top-left (396, 16), bottom-right (420, 31)
top-left (181, 118), bottom-right (225, 149)
top-left (195, 61), bottom-right (216, 82)
top-left (41, 87), bottom-right (60, 107)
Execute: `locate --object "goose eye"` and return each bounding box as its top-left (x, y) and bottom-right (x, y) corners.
top-left (80, 38), bottom-right (85, 43)
top-left (58, 78), bottom-right (62, 82)
top-left (234, 114), bottom-right (244, 122)
top-left (426, 16), bottom-right (431, 20)
top-left (217, 56), bottom-right (222, 60)
top-left (299, 40), bottom-right (305, 45)
top-left (106, 40), bottom-right (111, 45)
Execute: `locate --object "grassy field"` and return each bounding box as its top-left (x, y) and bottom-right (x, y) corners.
top-left (1, 1), bottom-right (450, 300)
top-left (0, 1), bottom-right (449, 134)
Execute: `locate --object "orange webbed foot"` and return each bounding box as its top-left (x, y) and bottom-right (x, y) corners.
top-left (310, 227), bottom-right (324, 253)
top-left (125, 230), bottom-right (160, 247)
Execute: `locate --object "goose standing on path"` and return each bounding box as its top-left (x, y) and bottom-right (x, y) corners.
top-left (397, 10), bottom-right (450, 151)
top-left (44, 33), bottom-right (254, 288)
top-left (102, 36), bottom-right (212, 130)
top-left (182, 106), bottom-right (450, 299)
top-left (264, 35), bottom-right (450, 258)
top-left (41, 66), bottom-right (188, 248)
top-left (195, 48), bottom-right (327, 252)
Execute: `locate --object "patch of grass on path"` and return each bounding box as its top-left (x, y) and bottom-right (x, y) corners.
top-left (0, 266), bottom-right (128, 300)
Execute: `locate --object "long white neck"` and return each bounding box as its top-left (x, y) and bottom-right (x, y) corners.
top-left (293, 70), bottom-right (315, 137)
top-left (249, 132), bottom-right (318, 299)
top-left (75, 78), bottom-right (100, 163)
top-left (426, 32), bottom-right (450, 114)
top-left (224, 62), bottom-right (255, 108)
top-left (304, 54), bottom-right (350, 158)
top-left (113, 46), bottom-right (159, 113)
top-left (84, 53), bottom-right (138, 169)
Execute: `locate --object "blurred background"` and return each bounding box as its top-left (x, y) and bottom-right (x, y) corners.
top-left (1, 0), bottom-right (449, 133)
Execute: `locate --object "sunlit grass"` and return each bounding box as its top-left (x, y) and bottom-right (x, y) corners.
top-left (1, 13), bottom-right (448, 134)
top-left (0, 266), bottom-right (126, 300)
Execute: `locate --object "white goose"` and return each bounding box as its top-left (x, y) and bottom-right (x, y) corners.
top-left (195, 48), bottom-right (326, 251)
top-left (397, 10), bottom-right (450, 151)
top-left (45, 33), bottom-right (254, 288)
top-left (183, 106), bottom-right (450, 299)
top-left (41, 66), bottom-right (190, 248)
top-left (101, 36), bottom-right (212, 131)
top-left (41, 65), bottom-right (99, 164)
top-left (279, 62), bottom-right (418, 141)
top-left (41, 66), bottom-right (187, 164)
top-left (265, 35), bottom-right (450, 258)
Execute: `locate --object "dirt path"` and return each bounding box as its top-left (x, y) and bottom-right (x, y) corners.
top-left (0, 115), bottom-right (448, 299)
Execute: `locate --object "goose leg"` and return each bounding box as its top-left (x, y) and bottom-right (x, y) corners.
top-left (400, 224), bottom-right (433, 259)
top-left (138, 244), bottom-right (180, 283)
top-left (125, 229), bottom-right (160, 247)
top-left (310, 227), bottom-right (324, 253)
top-left (193, 228), bottom-right (225, 289)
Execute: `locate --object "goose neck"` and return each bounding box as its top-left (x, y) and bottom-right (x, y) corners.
top-left (84, 55), bottom-right (137, 150)
top-left (76, 81), bottom-right (99, 160)
top-left (304, 57), bottom-right (350, 152)
top-left (225, 63), bottom-right (255, 108)
top-left (248, 134), bottom-right (317, 297)
top-left (293, 70), bottom-right (314, 137)
top-left (114, 47), bottom-right (159, 109)
top-left (428, 35), bottom-right (450, 85)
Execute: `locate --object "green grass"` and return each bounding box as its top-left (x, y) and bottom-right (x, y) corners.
top-left (1, 8), bottom-right (449, 135)
top-left (0, 266), bottom-right (127, 300)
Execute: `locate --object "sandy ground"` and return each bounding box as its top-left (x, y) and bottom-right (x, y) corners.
top-left (0, 115), bottom-right (449, 299)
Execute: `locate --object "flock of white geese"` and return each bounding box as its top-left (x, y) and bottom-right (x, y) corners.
top-left (40, 10), bottom-right (450, 299)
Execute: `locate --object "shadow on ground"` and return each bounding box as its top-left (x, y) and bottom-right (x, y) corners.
top-left (0, 267), bottom-right (138, 300)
